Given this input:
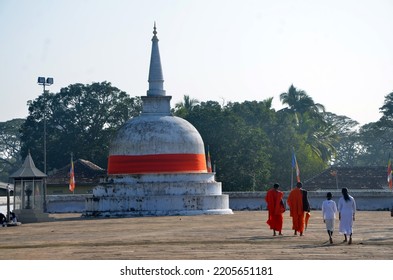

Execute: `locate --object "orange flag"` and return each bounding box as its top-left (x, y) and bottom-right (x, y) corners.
top-left (69, 157), bottom-right (75, 192)
top-left (206, 146), bottom-right (212, 173)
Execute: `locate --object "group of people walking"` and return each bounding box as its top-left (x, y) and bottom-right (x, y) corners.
top-left (265, 182), bottom-right (356, 244)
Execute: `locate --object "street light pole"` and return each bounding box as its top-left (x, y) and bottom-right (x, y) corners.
top-left (6, 183), bottom-right (10, 222)
top-left (37, 77), bottom-right (53, 174)
top-left (37, 77), bottom-right (53, 213)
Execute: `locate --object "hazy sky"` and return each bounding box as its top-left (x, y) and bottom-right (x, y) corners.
top-left (1, 0), bottom-right (393, 125)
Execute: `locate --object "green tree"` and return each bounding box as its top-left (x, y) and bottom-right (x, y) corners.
top-left (173, 95), bottom-right (200, 118)
top-left (348, 90), bottom-right (393, 166)
top-left (20, 81), bottom-right (142, 171)
top-left (374, 90), bottom-right (393, 151)
top-left (279, 84), bottom-right (337, 165)
top-left (279, 84), bottom-right (325, 118)
top-left (379, 91), bottom-right (393, 122)
top-left (354, 122), bottom-right (388, 166)
top-left (0, 118), bottom-right (24, 181)
top-left (266, 109), bottom-right (299, 188)
top-left (225, 100), bottom-right (278, 189)
top-left (324, 112), bottom-right (360, 166)
top-left (185, 101), bottom-right (271, 191)
top-left (300, 112), bottom-right (338, 162)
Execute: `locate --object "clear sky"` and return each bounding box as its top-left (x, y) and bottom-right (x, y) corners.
top-left (1, 0), bottom-right (393, 125)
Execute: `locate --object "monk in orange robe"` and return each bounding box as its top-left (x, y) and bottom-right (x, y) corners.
top-left (287, 181), bottom-right (308, 236)
top-left (265, 183), bottom-right (285, 236)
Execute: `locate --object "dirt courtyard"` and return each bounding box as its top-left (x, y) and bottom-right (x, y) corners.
top-left (1, 210), bottom-right (393, 260)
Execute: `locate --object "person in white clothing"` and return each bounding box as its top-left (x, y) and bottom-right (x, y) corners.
top-left (322, 192), bottom-right (337, 244)
top-left (338, 187), bottom-right (356, 244)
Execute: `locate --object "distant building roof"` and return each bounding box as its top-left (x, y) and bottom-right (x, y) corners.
top-left (0, 182), bottom-right (14, 191)
top-left (47, 159), bottom-right (106, 185)
top-left (304, 166), bottom-right (388, 191)
top-left (9, 153), bottom-right (47, 179)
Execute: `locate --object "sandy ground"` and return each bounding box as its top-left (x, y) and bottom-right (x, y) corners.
top-left (1, 210), bottom-right (393, 260)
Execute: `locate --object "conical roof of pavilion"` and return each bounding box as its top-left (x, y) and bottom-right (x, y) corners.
top-left (9, 152), bottom-right (47, 178)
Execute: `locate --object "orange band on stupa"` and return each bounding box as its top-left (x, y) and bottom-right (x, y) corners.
top-left (107, 153), bottom-right (207, 174)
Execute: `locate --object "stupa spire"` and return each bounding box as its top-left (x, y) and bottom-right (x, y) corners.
top-left (147, 22), bottom-right (166, 96)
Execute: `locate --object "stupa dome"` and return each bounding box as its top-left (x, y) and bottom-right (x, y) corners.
top-left (108, 114), bottom-right (207, 174)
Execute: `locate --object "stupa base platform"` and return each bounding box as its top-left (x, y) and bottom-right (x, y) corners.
top-left (85, 194), bottom-right (233, 217)
top-left (84, 173), bottom-right (233, 217)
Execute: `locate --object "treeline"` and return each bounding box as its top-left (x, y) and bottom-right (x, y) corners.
top-left (1, 82), bottom-right (393, 191)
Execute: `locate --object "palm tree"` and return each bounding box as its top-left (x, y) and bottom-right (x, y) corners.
top-left (174, 95), bottom-right (199, 117)
top-left (280, 84), bottom-right (336, 163)
top-left (280, 84), bottom-right (325, 116)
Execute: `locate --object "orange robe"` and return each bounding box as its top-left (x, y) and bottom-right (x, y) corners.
top-left (287, 187), bottom-right (305, 233)
top-left (265, 188), bottom-right (284, 232)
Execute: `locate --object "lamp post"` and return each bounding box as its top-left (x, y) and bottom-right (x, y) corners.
top-left (37, 77), bottom-right (53, 174)
top-left (37, 77), bottom-right (53, 213)
top-left (6, 183), bottom-right (10, 222)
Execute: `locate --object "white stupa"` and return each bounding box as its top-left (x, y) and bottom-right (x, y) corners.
top-left (85, 24), bottom-right (232, 216)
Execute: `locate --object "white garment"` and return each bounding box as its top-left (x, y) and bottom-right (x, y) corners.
top-left (322, 199), bottom-right (337, 220)
top-left (322, 199), bottom-right (337, 232)
top-left (338, 195), bottom-right (356, 235)
top-left (325, 219), bottom-right (335, 232)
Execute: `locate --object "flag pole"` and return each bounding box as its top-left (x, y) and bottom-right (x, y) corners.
top-left (291, 147), bottom-right (295, 190)
top-left (387, 152), bottom-right (392, 190)
top-left (72, 152), bottom-right (74, 195)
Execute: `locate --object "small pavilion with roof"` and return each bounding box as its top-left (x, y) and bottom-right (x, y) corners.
top-left (10, 152), bottom-right (53, 223)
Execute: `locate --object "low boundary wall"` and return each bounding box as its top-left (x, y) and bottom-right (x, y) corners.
top-left (3, 190), bottom-right (393, 214)
top-left (227, 190), bottom-right (393, 211)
